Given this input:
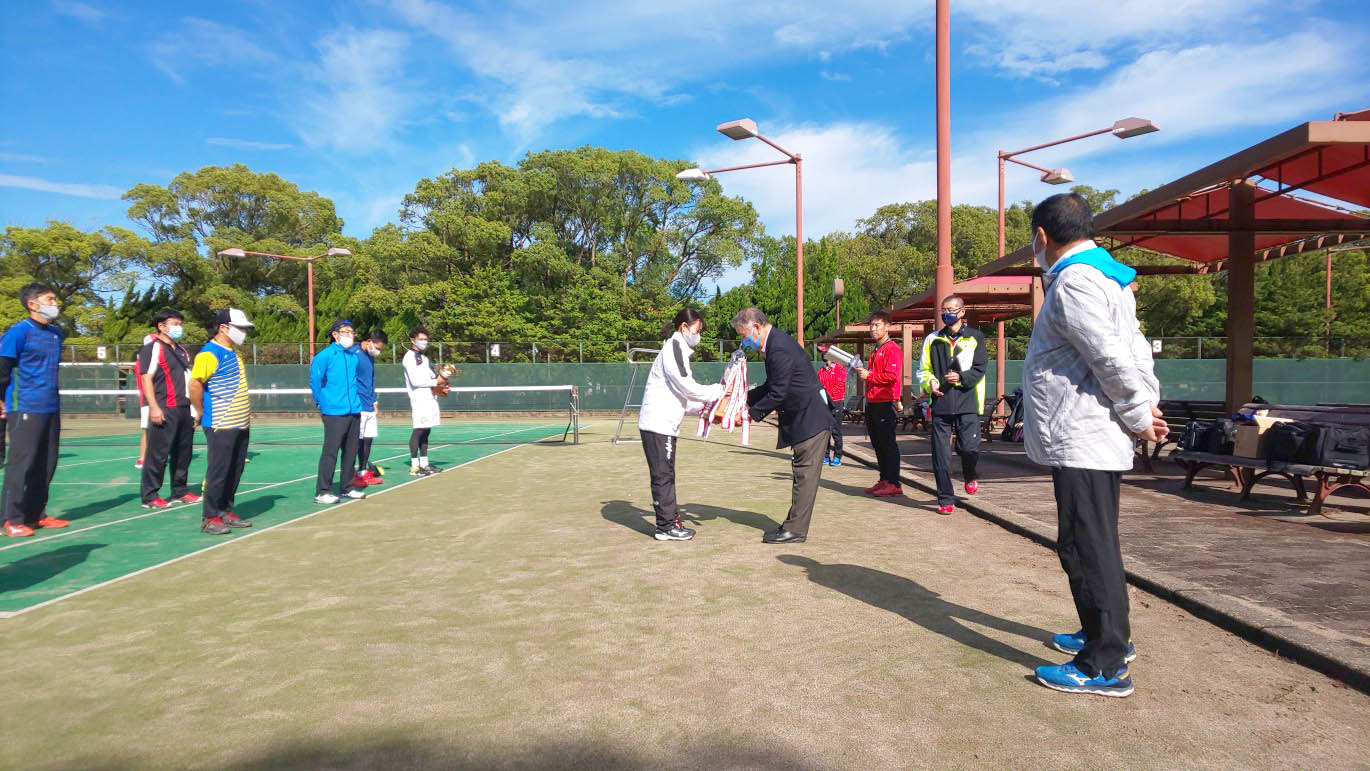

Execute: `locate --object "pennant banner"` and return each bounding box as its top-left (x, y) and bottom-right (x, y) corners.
top-left (697, 352), bottom-right (750, 445)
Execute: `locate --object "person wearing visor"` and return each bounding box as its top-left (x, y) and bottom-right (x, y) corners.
top-left (138, 308), bottom-right (200, 510)
top-left (0, 283), bottom-right (69, 537)
top-left (190, 307), bottom-right (255, 535)
top-left (310, 319), bottom-right (366, 504)
top-left (917, 294), bottom-right (987, 515)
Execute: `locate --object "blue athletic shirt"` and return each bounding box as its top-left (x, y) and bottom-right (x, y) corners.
top-left (355, 348), bottom-right (377, 410)
top-left (0, 318), bottom-right (65, 413)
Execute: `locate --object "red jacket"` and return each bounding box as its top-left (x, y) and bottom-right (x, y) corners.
top-left (864, 340), bottom-right (903, 403)
top-left (817, 363), bottom-right (846, 403)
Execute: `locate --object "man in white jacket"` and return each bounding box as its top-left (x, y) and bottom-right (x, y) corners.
top-left (1022, 193), bottom-right (1168, 698)
top-left (638, 310), bottom-right (726, 541)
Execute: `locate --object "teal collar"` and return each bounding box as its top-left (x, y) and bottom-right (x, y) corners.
top-left (1049, 246), bottom-right (1137, 288)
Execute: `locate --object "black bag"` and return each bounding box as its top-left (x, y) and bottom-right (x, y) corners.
top-left (1178, 419), bottom-right (1213, 451)
top-left (1267, 421), bottom-right (1322, 464)
top-left (1201, 419), bottom-right (1237, 454)
top-left (1312, 425), bottom-right (1370, 470)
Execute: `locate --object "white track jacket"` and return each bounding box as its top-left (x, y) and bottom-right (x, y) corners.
top-left (637, 331), bottom-right (726, 437)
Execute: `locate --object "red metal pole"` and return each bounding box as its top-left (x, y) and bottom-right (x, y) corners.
top-left (934, 0), bottom-right (953, 311)
top-left (996, 320), bottom-right (1006, 414)
top-left (795, 154), bottom-right (804, 346)
top-left (997, 154), bottom-right (1006, 260)
top-left (307, 259), bottom-right (316, 358)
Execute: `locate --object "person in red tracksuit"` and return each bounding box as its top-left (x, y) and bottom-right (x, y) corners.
top-left (855, 310), bottom-right (904, 496)
top-left (816, 347), bottom-right (847, 466)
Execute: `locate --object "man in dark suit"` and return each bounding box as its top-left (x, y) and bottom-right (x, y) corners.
top-left (734, 307), bottom-right (831, 544)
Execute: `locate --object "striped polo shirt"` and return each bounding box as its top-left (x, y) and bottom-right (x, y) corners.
top-left (191, 341), bottom-right (250, 429)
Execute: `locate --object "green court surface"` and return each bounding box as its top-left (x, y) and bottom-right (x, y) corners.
top-left (0, 419), bottom-right (570, 616)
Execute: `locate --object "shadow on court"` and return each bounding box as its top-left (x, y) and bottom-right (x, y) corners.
top-left (600, 500), bottom-right (777, 537)
top-left (62, 493), bottom-right (139, 522)
top-left (235, 494), bottom-right (287, 520)
top-left (0, 543), bottom-right (108, 593)
top-left (776, 555), bottom-right (1055, 669)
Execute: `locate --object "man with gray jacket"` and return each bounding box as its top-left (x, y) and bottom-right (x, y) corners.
top-left (1021, 193), bottom-right (1168, 698)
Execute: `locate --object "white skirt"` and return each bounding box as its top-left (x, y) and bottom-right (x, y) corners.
top-left (359, 410), bottom-right (379, 438)
top-left (409, 395), bottom-right (441, 428)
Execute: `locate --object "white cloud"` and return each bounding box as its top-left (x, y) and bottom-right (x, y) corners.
top-left (52, 0), bottom-right (104, 24)
top-left (0, 173), bottom-right (122, 199)
top-left (291, 27), bottom-right (417, 153)
top-left (0, 152), bottom-right (47, 163)
top-left (206, 137), bottom-right (294, 151)
top-left (820, 71), bottom-right (852, 82)
top-left (148, 18), bottom-right (277, 84)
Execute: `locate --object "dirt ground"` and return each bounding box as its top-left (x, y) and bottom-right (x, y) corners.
top-left (2, 423), bottom-right (1367, 770)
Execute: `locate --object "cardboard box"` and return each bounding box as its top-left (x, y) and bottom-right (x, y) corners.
top-left (1233, 416), bottom-right (1293, 459)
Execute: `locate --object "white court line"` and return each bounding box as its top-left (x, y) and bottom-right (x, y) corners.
top-left (52, 428), bottom-right (326, 469)
top-left (0, 422), bottom-right (589, 619)
top-left (0, 423), bottom-right (563, 553)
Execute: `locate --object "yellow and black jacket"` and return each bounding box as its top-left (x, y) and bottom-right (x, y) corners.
top-left (917, 326), bottom-right (987, 416)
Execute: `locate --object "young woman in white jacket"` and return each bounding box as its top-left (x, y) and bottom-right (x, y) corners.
top-left (637, 309), bottom-right (726, 541)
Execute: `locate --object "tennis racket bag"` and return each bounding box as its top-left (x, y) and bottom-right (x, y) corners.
top-left (1311, 425), bottom-right (1370, 470)
top-left (1266, 421), bottom-right (1322, 464)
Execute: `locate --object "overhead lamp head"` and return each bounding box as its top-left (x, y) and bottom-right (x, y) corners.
top-left (1041, 168), bottom-right (1074, 185)
top-left (833, 277), bottom-right (845, 300)
top-left (1112, 117), bottom-right (1160, 139)
top-left (326, 247), bottom-right (352, 257)
top-left (217, 248), bottom-right (247, 258)
top-left (716, 118), bottom-right (759, 140)
top-left (675, 168), bottom-right (711, 181)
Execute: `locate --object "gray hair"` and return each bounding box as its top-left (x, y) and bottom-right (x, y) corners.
top-left (731, 307), bottom-right (769, 328)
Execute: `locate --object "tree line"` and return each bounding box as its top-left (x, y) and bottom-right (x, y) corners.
top-left (2, 149), bottom-right (1366, 360)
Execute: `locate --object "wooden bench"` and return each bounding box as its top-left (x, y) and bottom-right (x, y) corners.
top-left (1170, 403), bottom-right (1370, 516)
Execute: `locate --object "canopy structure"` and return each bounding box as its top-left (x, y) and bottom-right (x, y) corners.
top-left (976, 109), bottom-right (1370, 410)
top-left (813, 321), bottom-right (928, 391)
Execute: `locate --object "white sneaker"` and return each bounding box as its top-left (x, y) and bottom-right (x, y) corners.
top-left (314, 493), bottom-right (339, 504)
top-left (343, 489), bottom-right (365, 499)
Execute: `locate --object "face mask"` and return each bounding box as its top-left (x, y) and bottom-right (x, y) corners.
top-left (1032, 231), bottom-right (1049, 272)
top-left (337, 335), bottom-right (354, 349)
top-left (414, 340), bottom-right (429, 351)
top-left (226, 326), bottom-right (247, 346)
top-left (682, 329), bottom-right (701, 348)
top-left (368, 347), bottom-right (381, 358)
top-left (37, 304), bottom-right (60, 321)
top-left (941, 311), bottom-right (960, 327)
top-left (740, 327), bottom-right (761, 350)
top-left (166, 324), bottom-right (184, 340)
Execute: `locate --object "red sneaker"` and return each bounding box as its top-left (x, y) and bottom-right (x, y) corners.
top-left (865, 481), bottom-right (889, 495)
top-left (201, 517), bottom-right (231, 535)
top-left (362, 471), bottom-right (383, 486)
top-left (36, 516), bottom-right (69, 528)
top-left (142, 498), bottom-right (171, 510)
top-left (176, 493), bottom-right (202, 505)
top-left (4, 522), bottom-right (34, 537)
top-left (221, 513), bottom-right (252, 528)
top-left (938, 503), bottom-right (955, 515)
top-left (351, 473), bottom-right (370, 489)
top-left (873, 483), bottom-right (904, 498)
top-left (965, 480), bottom-right (979, 495)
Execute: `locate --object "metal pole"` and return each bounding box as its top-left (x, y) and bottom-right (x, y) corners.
top-left (307, 259), bottom-right (316, 358)
top-left (995, 320), bottom-right (1006, 414)
top-left (795, 154), bottom-right (805, 346)
top-left (934, 0), bottom-right (953, 311)
top-left (485, 343), bottom-right (490, 364)
top-left (579, 342), bottom-right (584, 363)
top-left (997, 154), bottom-right (1006, 260)
top-left (1197, 337), bottom-right (1203, 359)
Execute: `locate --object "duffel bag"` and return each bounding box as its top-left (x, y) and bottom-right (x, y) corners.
top-left (1201, 418), bottom-right (1237, 455)
top-left (1267, 421), bottom-right (1322, 464)
top-left (1178, 419), bottom-right (1213, 451)
top-left (1312, 425), bottom-right (1370, 470)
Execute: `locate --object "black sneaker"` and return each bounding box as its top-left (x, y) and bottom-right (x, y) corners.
top-left (418, 466), bottom-right (438, 476)
top-left (425, 463), bottom-right (443, 473)
top-left (654, 524), bottom-right (695, 541)
top-left (201, 517), bottom-right (231, 535)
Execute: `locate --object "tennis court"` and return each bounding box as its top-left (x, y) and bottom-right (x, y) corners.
top-left (0, 417), bottom-right (574, 616)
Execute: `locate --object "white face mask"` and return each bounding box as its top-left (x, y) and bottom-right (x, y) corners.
top-left (37, 304), bottom-right (60, 321)
top-left (226, 326), bottom-right (247, 346)
top-left (166, 324), bottom-right (184, 340)
top-left (368, 347), bottom-right (381, 358)
top-left (414, 340), bottom-right (429, 351)
top-left (682, 328), bottom-right (701, 348)
top-left (337, 334), bottom-right (354, 349)
top-left (1032, 231), bottom-right (1049, 273)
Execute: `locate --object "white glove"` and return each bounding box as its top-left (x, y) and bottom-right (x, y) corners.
top-left (709, 383), bottom-right (726, 402)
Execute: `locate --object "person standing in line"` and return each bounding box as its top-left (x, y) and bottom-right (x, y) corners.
top-left (310, 320), bottom-right (366, 504)
top-left (189, 308), bottom-right (255, 535)
top-left (402, 326), bottom-right (442, 476)
top-left (637, 309), bottom-right (726, 541)
top-left (353, 329), bottom-right (388, 487)
top-left (137, 309), bottom-right (200, 509)
top-left (1022, 192), bottom-right (1167, 698)
top-left (816, 346), bottom-right (847, 467)
top-left (917, 293), bottom-right (988, 515)
top-left (0, 283), bottom-right (70, 537)
top-left (735, 307), bottom-right (831, 545)
top-left (854, 310), bottom-right (904, 497)
top-left (134, 332), bottom-right (156, 470)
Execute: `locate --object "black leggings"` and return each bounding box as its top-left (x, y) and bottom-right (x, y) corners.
top-left (357, 437), bottom-right (374, 473)
top-left (409, 428), bottom-right (431, 458)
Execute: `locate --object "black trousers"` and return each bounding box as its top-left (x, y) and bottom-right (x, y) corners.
top-left (865, 402), bottom-right (900, 483)
top-left (640, 430), bottom-right (679, 531)
top-left (930, 412), bottom-right (981, 505)
top-left (202, 427), bottom-right (250, 520)
top-left (2, 412), bottom-right (61, 525)
top-left (1051, 467), bottom-right (1130, 678)
top-left (780, 429), bottom-right (829, 536)
top-left (141, 406), bottom-right (193, 503)
top-left (318, 414), bottom-right (360, 495)
top-left (827, 405), bottom-right (844, 459)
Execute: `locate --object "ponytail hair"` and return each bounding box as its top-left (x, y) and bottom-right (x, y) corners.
top-left (665, 308), bottom-right (705, 337)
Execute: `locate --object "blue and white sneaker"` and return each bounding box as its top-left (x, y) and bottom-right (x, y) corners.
top-left (1051, 630), bottom-right (1137, 663)
top-left (822, 457), bottom-right (832, 466)
top-left (831, 455), bottom-right (842, 467)
top-left (1035, 661), bottom-right (1133, 697)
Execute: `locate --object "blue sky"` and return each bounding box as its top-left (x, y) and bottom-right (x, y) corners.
top-left (2, 0), bottom-right (1367, 290)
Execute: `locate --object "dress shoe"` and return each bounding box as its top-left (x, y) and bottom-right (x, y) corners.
top-left (763, 528), bottom-right (806, 544)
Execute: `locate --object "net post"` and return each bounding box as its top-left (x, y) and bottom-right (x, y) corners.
top-left (571, 385), bottom-right (579, 444)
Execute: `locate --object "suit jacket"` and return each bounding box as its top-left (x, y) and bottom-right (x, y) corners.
top-left (747, 328), bottom-right (831, 449)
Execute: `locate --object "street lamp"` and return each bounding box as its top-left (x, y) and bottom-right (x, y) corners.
top-left (216, 246), bottom-right (352, 356)
top-left (676, 117), bottom-right (807, 344)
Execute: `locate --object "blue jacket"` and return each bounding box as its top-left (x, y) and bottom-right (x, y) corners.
top-left (310, 343), bottom-right (363, 416)
top-left (355, 348), bottom-right (378, 409)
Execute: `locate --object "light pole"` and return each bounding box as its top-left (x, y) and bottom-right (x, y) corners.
top-left (677, 118), bottom-right (806, 344)
top-left (217, 247), bottom-right (352, 356)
